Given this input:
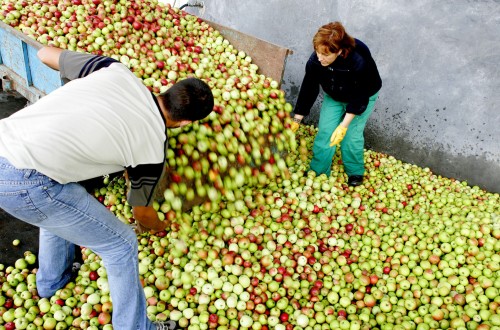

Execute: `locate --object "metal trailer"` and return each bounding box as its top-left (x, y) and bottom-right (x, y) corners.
top-left (0, 19), bottom-right (292, 103)
top-left (0, 18), bottom-right (293, 211)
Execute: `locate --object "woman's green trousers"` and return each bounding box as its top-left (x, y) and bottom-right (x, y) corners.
top-left (310, 92), bottom-right (379, 176)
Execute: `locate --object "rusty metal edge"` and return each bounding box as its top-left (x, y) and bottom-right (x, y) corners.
top-left (204, 19), bottom-right (293, 85)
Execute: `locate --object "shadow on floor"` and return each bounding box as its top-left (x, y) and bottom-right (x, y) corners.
top-left (0, 91), bottom-right (40, 266)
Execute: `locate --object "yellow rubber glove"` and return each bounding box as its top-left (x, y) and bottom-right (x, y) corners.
top-left (330, 125), bottom-right (348, 146)
top-left (290, 121), bottom-right (300, 133)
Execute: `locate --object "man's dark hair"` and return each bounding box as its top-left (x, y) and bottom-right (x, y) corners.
top-left (162, 78), bottom-right (214, 122)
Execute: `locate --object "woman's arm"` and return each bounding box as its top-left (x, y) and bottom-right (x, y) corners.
top-left (37, 46), bottom-right (64, 71)
top-left (293, 56), bottom-right (321, 118)
top-left (341, 113), bottom-right (356, 127)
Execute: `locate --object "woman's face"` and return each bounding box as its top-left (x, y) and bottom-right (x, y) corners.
top-left (316, 45), bottom-right (342, 66)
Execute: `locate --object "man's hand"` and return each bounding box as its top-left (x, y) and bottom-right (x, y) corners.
top-left (330, 125), bottom-right (348, 146)
top-left (133, 221), bottom-right (171, 235)
top-left (134, 222), bottom-right (150, 235)
top-left (132, 206), bottom-right (169, 233)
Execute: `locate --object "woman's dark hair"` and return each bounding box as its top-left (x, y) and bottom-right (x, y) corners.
top-left (313, 22), bottom-right (356, 58)
top-left (161, 77), bottom-right (214, 121)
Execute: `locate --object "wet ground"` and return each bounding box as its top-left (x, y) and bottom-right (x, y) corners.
top-left (0, 91), bottom-right (40, 267)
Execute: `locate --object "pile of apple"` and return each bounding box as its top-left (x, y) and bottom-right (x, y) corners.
top-left (0, 0), bottom-right (295, 220)
top-left (90, 127), bottom-right (500, 330)
top-left (1, 0), bottom-right (500, 329)
top-left (2, 134), bottom-right (499, 329)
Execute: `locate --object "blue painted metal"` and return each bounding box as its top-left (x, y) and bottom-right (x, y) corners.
top-left (26, 42), bottom-right (62, 95)
top-left (22, 41), bottom-right (33, 87)
top-left (0, 27), bottom-right (26, 79)
top-left (0, 21), bottom-right (63, 100)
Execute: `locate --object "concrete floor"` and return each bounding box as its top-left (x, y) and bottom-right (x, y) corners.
top-left (0, 91), bottom-right (40, 267)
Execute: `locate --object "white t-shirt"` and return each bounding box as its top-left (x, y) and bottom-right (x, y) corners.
top-left (0, 51), bottom-right (167, 206)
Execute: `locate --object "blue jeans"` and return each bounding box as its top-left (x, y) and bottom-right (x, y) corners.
top-left (0, 157), bottom-right (155, 330)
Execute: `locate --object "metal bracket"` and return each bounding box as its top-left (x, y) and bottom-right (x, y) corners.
top-left (180, 0), bottom-right (205, 14)
top-left (189, 0), bottom-right (204, 8)
top-left (1, 75), bottom-right (12, 92)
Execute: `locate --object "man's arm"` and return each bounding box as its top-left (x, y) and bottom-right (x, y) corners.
top-left (132, 206), bottom-right (170, 232)
top-left (37, 46), bottom-right (64, 71)
top-left (125, 165), bottom-right (169, 233)
top-left (38, 47), bottom-right (119, 81)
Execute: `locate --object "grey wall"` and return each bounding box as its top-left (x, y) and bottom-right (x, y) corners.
top-left (187, 0), bottom-right (500, 193)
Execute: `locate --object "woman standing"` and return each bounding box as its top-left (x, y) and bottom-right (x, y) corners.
top-left (291, 22), bottom-right (382, 186)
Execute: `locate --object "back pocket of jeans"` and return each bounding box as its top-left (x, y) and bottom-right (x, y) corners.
top-left (0, 190), bottom-right (47, 224)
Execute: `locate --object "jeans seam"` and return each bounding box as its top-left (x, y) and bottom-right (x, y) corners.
top-left (0, 179), bottom-right (46, 186)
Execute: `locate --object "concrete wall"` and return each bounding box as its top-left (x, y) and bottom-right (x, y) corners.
top-left (185, 0), bottom-right (500, 193)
